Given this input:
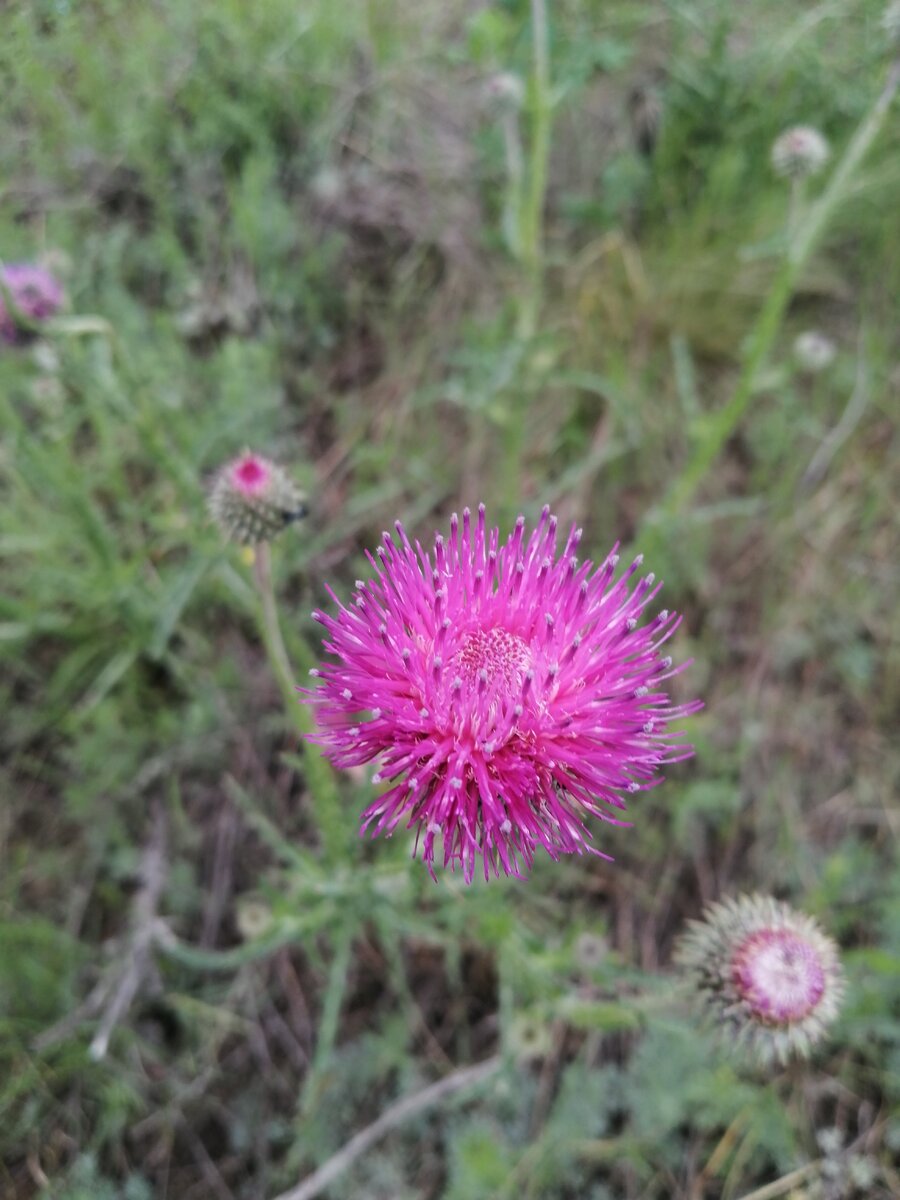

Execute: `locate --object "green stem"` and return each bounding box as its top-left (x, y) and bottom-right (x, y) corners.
top-left (518, 0), bottom-right (552, 340)
top-left (655, 57), bottom-right (900, 526)
top-left (300, 922), bottom-right (355, 1115)
top-left (253, 542), bottom-right (344, 859)
top-left (499, 0), bottom-right (553, 514)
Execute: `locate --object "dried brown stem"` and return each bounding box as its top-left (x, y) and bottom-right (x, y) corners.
top-left (271, 1057), bottom-right (501, 1200)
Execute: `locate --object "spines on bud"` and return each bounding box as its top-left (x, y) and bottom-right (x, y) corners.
top-left (208, 450), bottom-right (308, 546)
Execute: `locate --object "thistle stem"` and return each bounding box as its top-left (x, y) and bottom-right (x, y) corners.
top-left (499, 0), bottom-right (553, 515)
top-left (518, 0), bottom-right (552, 340)
top-left (252, 542), bottom-right (344, 859)
top-left (299, 921), bottom-right (354, 1115)
top-left (655, 57), bottom-right (900, 526)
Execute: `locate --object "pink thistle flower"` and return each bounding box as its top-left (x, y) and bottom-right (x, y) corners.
top-left (0, 263), bottom-right (65, 344)
top-left (208, 451), bottom-right (307, 545)
top-left (304, 504), bottom-right (701, 882)
top-left (675, 894), bottom-right (845, 1064)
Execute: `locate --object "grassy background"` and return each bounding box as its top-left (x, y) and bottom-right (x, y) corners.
top-left (2, 0), bottom-right (899, 1197)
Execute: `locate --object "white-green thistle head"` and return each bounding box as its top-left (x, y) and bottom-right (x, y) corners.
top-left (793, 330), bottom-right (837, 373)
top-left (675, 894), bottom-right (844, 1066)
top-left (771, 126), bottom-right (830, 179)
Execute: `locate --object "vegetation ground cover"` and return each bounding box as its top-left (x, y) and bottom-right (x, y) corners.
top-left (1, 1), bottom-right (898, 1197)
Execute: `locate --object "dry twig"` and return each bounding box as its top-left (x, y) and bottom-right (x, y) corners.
top-left (271, 1056), bottom-right (501, 1200)
top-left (88, 802), bottom-right (169, 1060)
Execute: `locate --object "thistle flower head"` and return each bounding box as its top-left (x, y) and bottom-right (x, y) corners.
top-left (793, 330), bottom-right (836, 373)
top-left (208, 451), bottom-right (307, 545)
top-left (771, 126), bottom-right (830, 179)
top-left (676, 894), bottom-right (844, 1065)
top-left (305, 505), bottom-right (700, 882)
top-left (0, 263), bottom-right (64, 344)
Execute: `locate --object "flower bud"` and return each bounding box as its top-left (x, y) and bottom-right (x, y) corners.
top-left (675, 894), bottom-right (844, 1065)
top-left (771, 126), bottom-right (830, 179)
top-left (508, 1014), bottom-right (553, 1063)
top-left (793, 330), bottom-right (836, 373)
top-left (0, 262), bottom-right (65, 344)
top-left (484, 72), bottom-right (526, 112)
top-left (208, 451), bottom-right (308, 546)
top-left (236, 897), bottom-right (274, 941)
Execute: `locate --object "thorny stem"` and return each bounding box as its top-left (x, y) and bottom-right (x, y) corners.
top-left (252, 542), bottom-right (343, 859)
top-left (652, 57), bottom-right (900, 529)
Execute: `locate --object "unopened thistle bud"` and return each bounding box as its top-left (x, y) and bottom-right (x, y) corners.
top-left (675, 894), bottom-right (844, 1066)
top-left (509, 1014), bottom-right (553, 1063)
top-left (771, 126), bottom-right (830, 179)
top-left (235, 897), bottom-right (274, 941)
top-left (208, 451), bottom-right (307, 546)
top-left (0, 262), bottom-right (65, 344)
top-left (793, 330), bottom-right (836, 373)
top-left (484, 72), bottom-right (526, 112)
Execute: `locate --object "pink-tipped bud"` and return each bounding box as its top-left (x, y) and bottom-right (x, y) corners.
top-left (675, 894), bottom-right (844, 1065)
top-left (208, 451), bottom-right (307, 545)
top-left (0, 263), bottom-right (65, 345)
top-left (771, 126), bottom-right (830, 179)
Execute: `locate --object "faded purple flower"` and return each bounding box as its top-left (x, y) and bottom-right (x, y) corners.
top-left (305, 505), bottom-right (700, 882)
top-left (0, 263), bottom-right (64, 344)
top-left (676, 894), bottom-right (845, 1064)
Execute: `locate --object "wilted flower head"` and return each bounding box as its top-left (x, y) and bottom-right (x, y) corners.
top-left (208, 451), bottom-right (307, 545)
top-left (305, 505), bottom-right (700, 882)
top-left (676, 894), bottom-right (844, 1065)
top-left (0, 262), bottom-right (64, 344)
top-left (793, 329), bottom-right (837, 373)
top-left (771, 126), bottom-right (830, 179)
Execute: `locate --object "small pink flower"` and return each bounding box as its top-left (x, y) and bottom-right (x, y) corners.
top-left (0, 263), bottom-right (64, 344)
top-left (304, 504), bottom-right (701, 882)
top-left (676, 894), bottom-right (844, 1064)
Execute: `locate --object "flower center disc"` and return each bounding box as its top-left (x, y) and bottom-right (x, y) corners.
top-left (454, 627), bottom-right (532, 691)
top-left (732, 929), bottom-right (826, 1024)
